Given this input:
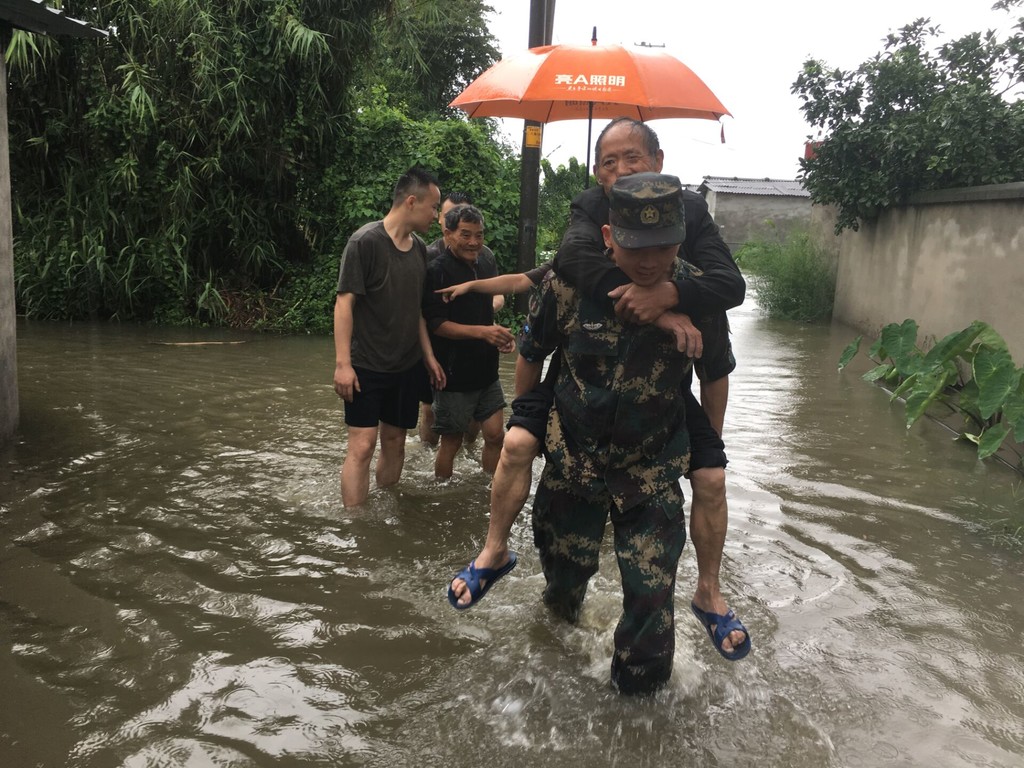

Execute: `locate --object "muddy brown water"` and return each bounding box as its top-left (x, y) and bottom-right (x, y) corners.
top-left (2, 302), bottom-right (1023, 767)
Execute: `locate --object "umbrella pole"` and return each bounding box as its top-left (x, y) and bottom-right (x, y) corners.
top-left (584, 102), bottom-right (593, 188)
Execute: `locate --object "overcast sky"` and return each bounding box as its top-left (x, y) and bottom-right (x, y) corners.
top-left (482, 0), bottom-right (1018, 184)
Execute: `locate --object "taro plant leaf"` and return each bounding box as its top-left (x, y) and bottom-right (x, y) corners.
top-left (863, 364), bottom-right (894, 382)
top-left (974, 322), bottom-right (1009, 352)
top-left (977, 423), bottom-right (1011, 460)
top-left (973, 343), bottom-right (1017, 419)
top-left (880, 319), bottom-right (922, 375)
top-left (868, 334), bottom-right (887, 361)
top-left (843, 319), bottom-right (1024, 473)
top-left (922, 322), bottom-right (986, 368)
top-left (900, 364), bottom-right (957, 407)
top-left (904, 390), bottom-right (933, 428)
top-left (957, 378), bottom-right (984, 429)
top-left (890, 371), bottom-right (920, 401)
top-left (838, 335), bottom-right (862, 370)
top-left (1003, 374), bottom-right (1024, 442)
top-left (903, 373), bottom-right (947, 427)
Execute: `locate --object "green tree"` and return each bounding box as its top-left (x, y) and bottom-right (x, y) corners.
top-left (279, 88), bottom-right (522, 334)
top-left (7, 0), bottom-right (505, 326)
top-left (353, 0), bottom-right (500, 118)
top-left (537, 158), bottom-right (588, 255)
top-left (792, 5), bottom-right (1024, 233)
top-left (10, 0), bottom-right (401, 322)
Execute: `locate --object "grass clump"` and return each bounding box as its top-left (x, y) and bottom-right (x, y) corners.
top-left (736, 229), bottom-right (836, 323)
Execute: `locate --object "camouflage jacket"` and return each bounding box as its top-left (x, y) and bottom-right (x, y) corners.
top-left (520, 259), bottom-right (696, 511)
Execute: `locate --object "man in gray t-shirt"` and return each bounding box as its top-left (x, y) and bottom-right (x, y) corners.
top-left (333, 167), bottom-right (444, 507)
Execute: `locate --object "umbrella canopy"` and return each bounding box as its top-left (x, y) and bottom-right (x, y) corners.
top-left (449, 43), bottom-right (731, 124)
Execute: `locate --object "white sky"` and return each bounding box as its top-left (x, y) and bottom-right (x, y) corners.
top-left (483, 0), bottom-right (1018, 184)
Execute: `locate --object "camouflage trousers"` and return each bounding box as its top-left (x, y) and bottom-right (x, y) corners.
top-left (532, 468), bottom-right (687, 695)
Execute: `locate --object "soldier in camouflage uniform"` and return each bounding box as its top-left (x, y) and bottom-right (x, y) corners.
top-left (519, 172), bottom-right (699, 695)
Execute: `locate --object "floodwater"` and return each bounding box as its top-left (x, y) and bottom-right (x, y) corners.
top-left (2, 300), bottom-right (1023, 768)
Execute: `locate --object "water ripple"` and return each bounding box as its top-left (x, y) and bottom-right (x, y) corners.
top-left (4, 319), bottom-right (1024, 768)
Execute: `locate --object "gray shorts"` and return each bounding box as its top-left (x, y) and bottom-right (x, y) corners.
top-left (432, 380), bottom-right (506, 435)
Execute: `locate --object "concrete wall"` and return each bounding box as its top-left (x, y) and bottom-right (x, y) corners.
top-left (0, 50), bottom-right (17, 444)
top-left (704, 191), bottom-right (812, 252)
top-left (832, 183), bottom-right (1024, 362)
top-left (809, 203), bottom-right (840, 260)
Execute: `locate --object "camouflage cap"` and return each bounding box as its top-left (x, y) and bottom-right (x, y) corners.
top-left (607, 172), bottom-right (686, 249)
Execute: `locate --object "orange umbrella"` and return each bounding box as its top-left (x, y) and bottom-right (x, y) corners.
top-left (450, 42), bottom-right (730, 173)
top-left (451, 43), bottom-right (730, 123)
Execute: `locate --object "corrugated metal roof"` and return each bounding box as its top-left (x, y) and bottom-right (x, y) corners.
top-left (0, 0), bottom-right (107, 38)
top-left (699, 176), bottom-right (810, 197)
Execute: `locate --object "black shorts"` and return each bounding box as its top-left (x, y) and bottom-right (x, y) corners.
top-left (694, 312), bottom-right (736, 384)
top-left (415, 360), bottom-right (433, 405)
top-left (344, 364), bottom-right (422, 429)
top-left (506, 380), bottom-right (555, 442)
top-left (684, 386), bottom-right (728, 472)
top-left (506, 354), bottom-right (559, 442)
top-left (507, 373), bottom-right (727, 472)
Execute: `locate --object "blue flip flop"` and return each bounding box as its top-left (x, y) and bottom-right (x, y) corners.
top-left (447, 552), bottom-right (518, 610)
top-left (690, 602), bottom-right (752, 661)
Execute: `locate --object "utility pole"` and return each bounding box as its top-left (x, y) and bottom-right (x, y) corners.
top-left (0, 23), bottom-right (16, 444)
top-left (514, 0), bottom-right (555, 312)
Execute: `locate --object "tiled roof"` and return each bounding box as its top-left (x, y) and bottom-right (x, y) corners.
top-left (699, 176), bottom-right (810, 197)
top-left (0, 0), bottom-right (107, 38)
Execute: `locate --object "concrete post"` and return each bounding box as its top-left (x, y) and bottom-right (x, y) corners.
top-left (513, 0), bottom-right (555, 313)
top-left (0, 28), bottom-right (19, 443)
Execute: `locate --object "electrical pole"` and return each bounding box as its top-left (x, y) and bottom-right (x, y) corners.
top-left (514, 0), bottom-right (555, 312)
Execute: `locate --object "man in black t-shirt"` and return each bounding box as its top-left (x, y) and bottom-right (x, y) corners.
top-left (419, 192), bottom-right (501, 447)
top-left (422, 205), bottom-right (516, 479)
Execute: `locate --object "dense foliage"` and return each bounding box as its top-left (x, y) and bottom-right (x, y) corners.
top-left (353, 0), bottom-right (500, 119)
top-left (283, 89), bottom-right (522, 334)
top-left (6, 0), bottom-right (518, 330)
top-left (793, 3), bottom-right (1024, 233)
top-left (735, 230), bottom-right (836, 323)
top-left (537, 157), bottom-right (588, 255)
top-left (839, 319), bottom-right (1024, 472)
